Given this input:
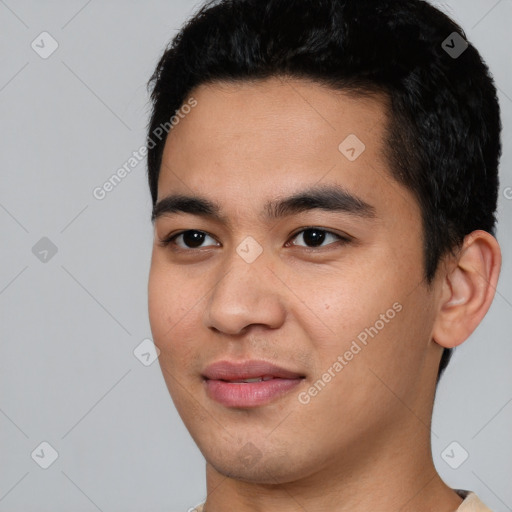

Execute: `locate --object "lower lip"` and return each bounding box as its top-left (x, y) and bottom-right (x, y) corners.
top-left (204, 378), bottom-right (304, 408)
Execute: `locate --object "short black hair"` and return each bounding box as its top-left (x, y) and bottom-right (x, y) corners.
top-left (146, 0), bottom-right (502, 383)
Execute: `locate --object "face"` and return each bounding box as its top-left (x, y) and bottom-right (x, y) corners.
top-left (148, 77), bottom-right (442, 484)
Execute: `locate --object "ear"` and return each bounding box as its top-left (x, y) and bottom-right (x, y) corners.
top-left (432, 230), bottom-right (501, 349)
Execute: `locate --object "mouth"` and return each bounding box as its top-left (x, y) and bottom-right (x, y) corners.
top-left (202, 360), bottom-right (306, 408)
top-left (220, 375), bottom-right (276, 383)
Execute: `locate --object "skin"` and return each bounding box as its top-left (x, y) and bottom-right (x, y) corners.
top-left (148, 76), bottom-right (501, 512)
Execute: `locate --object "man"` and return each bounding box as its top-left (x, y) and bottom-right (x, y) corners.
top-left (146, 0), bottom-right (502, 510)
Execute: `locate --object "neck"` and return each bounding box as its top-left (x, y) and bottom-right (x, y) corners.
top-left (201, 420), bottom-right (463, 512)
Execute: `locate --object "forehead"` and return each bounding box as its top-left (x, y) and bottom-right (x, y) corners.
top-left (157, 77), bottom-right (417, 224)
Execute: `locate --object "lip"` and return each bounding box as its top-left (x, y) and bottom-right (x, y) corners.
top-left (203, 359), bottom-right (304, 380)
top-left (202, 359), bottom-right (305, 408)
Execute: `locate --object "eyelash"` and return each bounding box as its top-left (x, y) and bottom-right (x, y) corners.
top-left (158, 227), bottom-right (351, 252)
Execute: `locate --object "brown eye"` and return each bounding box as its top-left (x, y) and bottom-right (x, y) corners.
top-left (159, 230), bottom-right (218, 249)
top-left (288, 228), bottom-right (350, 249)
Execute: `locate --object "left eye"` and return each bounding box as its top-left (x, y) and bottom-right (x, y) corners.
top-left (287, 228), bottom-right (348, 248)
top-left (159, 228), bottom-right (348, 250)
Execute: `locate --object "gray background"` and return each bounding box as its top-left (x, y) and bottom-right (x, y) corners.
top-left (0, 0), bottom-right (511, 511)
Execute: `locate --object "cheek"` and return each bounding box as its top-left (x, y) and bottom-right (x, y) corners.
top-left (148, 265), bottom-right (170, 341)
top-left (296, 262), bottom-right (399, 336)
top-left (148, 263), bottom-right (186, 347)
top-left (299, 259), bottom-right (424, 382)
top-left (148, 262), bottom-right (204, 366)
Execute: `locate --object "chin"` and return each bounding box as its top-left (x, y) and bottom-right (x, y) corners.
top-left (205, 447), bottom-right (312, 485)
top-left (212, 461), bottom-right (297, 484)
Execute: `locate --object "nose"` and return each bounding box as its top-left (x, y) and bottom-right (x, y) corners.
top-left (204, 245), bottom-right (287, 336)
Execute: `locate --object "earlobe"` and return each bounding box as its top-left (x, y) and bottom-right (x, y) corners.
top-left (432, 230), bottom-right (501, 349)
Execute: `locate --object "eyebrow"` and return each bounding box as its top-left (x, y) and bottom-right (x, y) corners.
top-left (151, 184), bottom-right (377, 225)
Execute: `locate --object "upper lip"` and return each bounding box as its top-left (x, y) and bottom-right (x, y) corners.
top-left (202, 360), bottom-right (305, 381)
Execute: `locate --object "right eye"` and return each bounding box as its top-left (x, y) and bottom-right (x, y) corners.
top-left (159, 230), bottom-right (220, 250)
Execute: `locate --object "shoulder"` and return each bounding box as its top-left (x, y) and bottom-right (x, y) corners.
top-left (456, 490), bottom-right (493, 511)
top-left (188, 503), bottom-right (205, 512)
